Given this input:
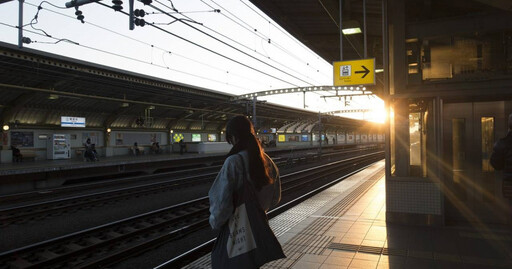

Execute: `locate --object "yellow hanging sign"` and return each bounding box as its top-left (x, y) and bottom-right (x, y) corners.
top-left (333, 58), bottom-right (375, 86)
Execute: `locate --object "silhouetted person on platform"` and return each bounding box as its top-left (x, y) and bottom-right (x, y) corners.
top-left (490, 113), bottom-right (512, 221)
top-left (84, 138), bottom-right (98, 161)
top-left (151, 142), bottom-right (160, 154)
top-left (179, 139), bottom-right (185, 155)
top-left (12, 145), bottom-right (22, 162)
top-left (133, 142), bottom-right (140, 156)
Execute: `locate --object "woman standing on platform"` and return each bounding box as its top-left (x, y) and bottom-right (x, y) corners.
top-left (208, 115), bottom-right (285, 269)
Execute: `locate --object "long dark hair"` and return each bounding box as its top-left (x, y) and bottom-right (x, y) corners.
top-left (226, 115), bottom-right (272, 190)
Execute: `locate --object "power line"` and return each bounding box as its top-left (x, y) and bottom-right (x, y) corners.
top-left (162, 0), bottom-right (325, 86)
top-left (94, 1), bottom-right (301, 88)
top-left (150, 0), bottom-right (312, 87)
top-left (237, 0), bottom-right (330, 71)
top-left (20, 1), bottom-right (267, 89)
top-left (206, 0), bottom-right (330, 80)
top-left (0, 20), bottom-right (252, 91)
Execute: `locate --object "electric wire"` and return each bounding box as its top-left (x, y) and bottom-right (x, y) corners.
top-left (206, 0), bottom-right (330, 80)
top-left (21, 2), bottom-right (341, 103)
top-left (22, 1), bottom-right (266, 88)
top-left (237, 0), bottom-right (330, 71)
top-left (94, 1), bottom-right (300, 88)
top-left (160, 0), bottom-right (325, 86)
top-left (151, 0), bottom-right (312, 87)
top-left (19, 2), bottom-right (272, 90)
top-left (0, 20), bottom-right (251, 91)
top-left (26, 0), bottom-right (331, 91)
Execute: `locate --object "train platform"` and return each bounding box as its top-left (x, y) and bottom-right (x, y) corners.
top-left (0, 143), bottom-right (346, 176)
top-left (0, 150), bottom-right (221, 176)
top-left (182, 160), bottom-right (512, 269)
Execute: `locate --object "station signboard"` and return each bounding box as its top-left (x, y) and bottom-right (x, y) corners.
top-left (333, 58), bottom-right (375, 86)
top-left (61, 116), bottom-right (86, 128)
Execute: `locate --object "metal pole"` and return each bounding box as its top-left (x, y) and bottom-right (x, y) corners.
top-left (303, 91), bottom-right (306, 108)
top-left (339, 0), bottom-right (343, 60)
top-left (252, 96), bottom-right (257, 127)
top-left (18, 0), bottom-right (24, 48)
top-left (363, 0), bottom-right (367, 58)
top-left (382, 0), bottom-right (391, 178)
top-left (129, 0), bottom-right (134, 30)
top-left (318, 112), bottom-right (322, 154)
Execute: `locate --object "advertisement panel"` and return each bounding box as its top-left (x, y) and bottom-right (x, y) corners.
top-left (191, 134), bottom-right (201, 142)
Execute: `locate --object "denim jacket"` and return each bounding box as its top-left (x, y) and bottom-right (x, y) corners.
top-left (208, 150), bottom-right (281, 230)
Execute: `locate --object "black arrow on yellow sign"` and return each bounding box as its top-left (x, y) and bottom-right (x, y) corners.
top-left (355, 65), bottom-right (370, 78)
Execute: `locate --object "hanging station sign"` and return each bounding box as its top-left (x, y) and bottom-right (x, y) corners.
top-left (61, 116), bottom-right (86, 128)
top-left (333, 58), bottom-right (375, 86)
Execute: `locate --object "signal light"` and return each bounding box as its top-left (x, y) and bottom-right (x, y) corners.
top-left (134, 9), bottom-right (145, 17)
top-left (134, 18), bottom-right (146, 27)
top-left (112, 0), bottom-right (123, 11)
top-left (75, 9), bottom-right (84, 23)
top-left (133, 9), bottom-right (146, 27)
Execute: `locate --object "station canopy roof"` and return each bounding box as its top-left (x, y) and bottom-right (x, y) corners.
top-left (0, 42), bottom-right (378, 133)
top-left (248, 0), bottom-right (512, 97)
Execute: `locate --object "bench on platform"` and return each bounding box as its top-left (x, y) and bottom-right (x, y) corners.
top-left (19, 149), bottom-right (37, 161)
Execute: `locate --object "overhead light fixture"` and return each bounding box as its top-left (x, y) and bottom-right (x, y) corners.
top-left (375, 69), bottom-right (384, 73)
top-left (170, 130), bottom-right (174, 133)
top-left (107, 128), bottom-right (111, 133)
top-left (342, 20), bottom-right (361, 35)
top-left (48, 94), bottom-right (59, 100)
top-left (121, 102), bottom-right (129, 107)
top-left (2, 125), bottom-right (9, 131)
top-left (148, 105), bottom-right (156, 110)
top-left (342, 28), bottom-right (361, 35)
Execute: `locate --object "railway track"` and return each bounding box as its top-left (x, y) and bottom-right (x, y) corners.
top-left (0, 151), bottom-right (383, 269)
top-left (0, 146), bottom-right (379, 226)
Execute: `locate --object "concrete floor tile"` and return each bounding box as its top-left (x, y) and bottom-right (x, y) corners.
top-left (362, 239), bottom-right (385, 247)
top-left (329, 249), bottom-right (356, 259)
top-left (299, 253), bottom-right (328, 264)
top-left (323, 256), bottom-right (352, 266)
top-left (320, 263), bottom-right (348, 269)
top-left (292, 260), bottom-right (322, 269)
top-left (339, 237), bottom-right (363, 245)
top-left (354, 252), bottom-right (381, 261)
top-left (349, 259), bottom-right (378, 268)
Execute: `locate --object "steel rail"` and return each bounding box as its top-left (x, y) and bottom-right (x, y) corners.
top-left (0, 152), bottom-right (383, 268)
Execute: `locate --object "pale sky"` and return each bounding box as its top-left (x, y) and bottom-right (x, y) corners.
top-left (0, 0), bottom-right (385, 122)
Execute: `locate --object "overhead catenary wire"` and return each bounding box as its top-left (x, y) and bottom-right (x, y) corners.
top-left (205, 0), bottom-right (331, 80)
top-left (19, 1), bottom-right (272, 89)
top-left (0, 20), bottom-right (252, 91)
top-left (237, 0), bottom-right (330, 67)
top-left (150, 0), bottom-right (313, 87)
top-left (94, 1), bottom-right (302, 88)
top-left (20, 1), bottom-right (339, 103)
top-left (162, 0), bottom-right (326, 86)
top-left (27, 0), bottom-right (332, 89)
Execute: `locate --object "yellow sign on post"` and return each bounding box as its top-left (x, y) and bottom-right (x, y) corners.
top-left (333, 58), bottom-right (375, 86)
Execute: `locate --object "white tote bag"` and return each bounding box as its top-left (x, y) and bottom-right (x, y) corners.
top-left (227, 203), bottom-right (257, 258)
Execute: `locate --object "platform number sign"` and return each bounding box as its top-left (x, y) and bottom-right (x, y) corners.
top-left (173, 133), bottom-right (184, 143)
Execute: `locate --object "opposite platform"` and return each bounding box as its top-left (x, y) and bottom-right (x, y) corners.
top-left (183, 160), bottom-right (512, 269)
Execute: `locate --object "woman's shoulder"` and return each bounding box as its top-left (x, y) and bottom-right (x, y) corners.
top-left (224, 153), bottom-right (244, 165)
